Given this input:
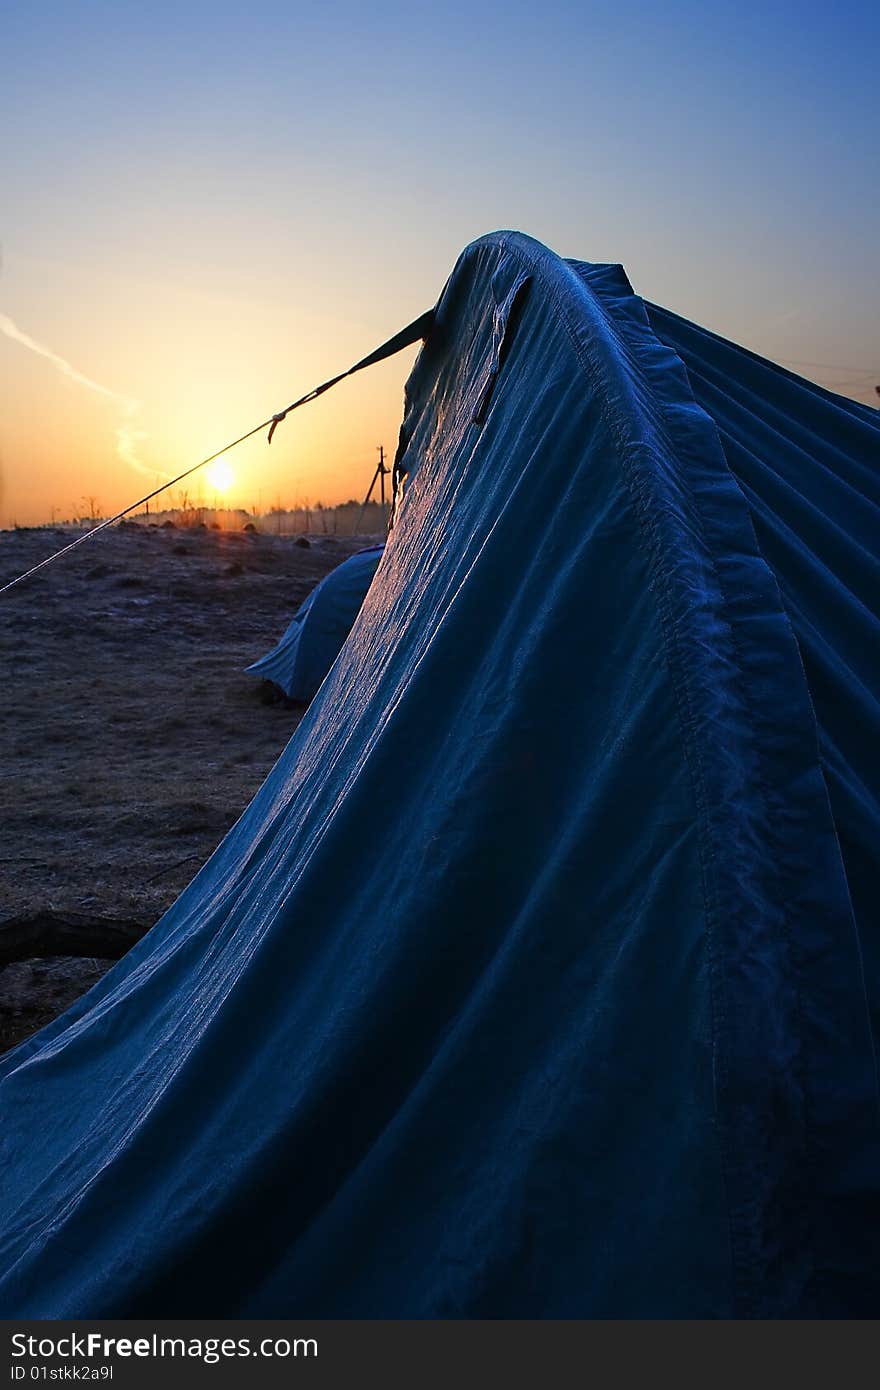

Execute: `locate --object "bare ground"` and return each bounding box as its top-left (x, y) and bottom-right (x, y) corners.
top-left (0, 522), bottom-right (381, 1052)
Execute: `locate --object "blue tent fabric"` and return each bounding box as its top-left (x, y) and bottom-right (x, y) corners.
top-left (245, 545), bottom-right (384, 703)
top-left (639, 298), bottom-right (880, 1053)
top-left (1, 232), bottom-right (879, 1318)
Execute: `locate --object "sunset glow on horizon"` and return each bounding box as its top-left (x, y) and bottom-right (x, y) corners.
top-left (2, 1), bottom-right (877, 528)
top-left (204, 461), bottom-right (235, 496)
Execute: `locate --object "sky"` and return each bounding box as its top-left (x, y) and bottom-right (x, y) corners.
top-left (1, 0), bottom-right (877, 526)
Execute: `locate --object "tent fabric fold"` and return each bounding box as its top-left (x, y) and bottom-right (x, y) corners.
top-left (1, 231), bottom-right (878, 1318)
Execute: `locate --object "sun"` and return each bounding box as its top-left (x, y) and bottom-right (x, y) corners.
top-left (205, 460), bottom-right (234, 494)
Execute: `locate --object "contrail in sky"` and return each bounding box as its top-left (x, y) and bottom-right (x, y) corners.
top-left (0, 309), bottom-right (157, 479)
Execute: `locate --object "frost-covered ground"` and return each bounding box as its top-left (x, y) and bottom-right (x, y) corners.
top-left (0, 522), bottom-right (380, 1050)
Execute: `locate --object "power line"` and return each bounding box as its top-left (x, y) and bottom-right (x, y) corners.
top-left (777, 359), bottom-right (877, 375)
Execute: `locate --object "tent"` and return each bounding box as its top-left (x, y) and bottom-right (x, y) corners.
top-left (245, 544), bottom-right (384, 704)
top-left (1, 231), bottom-right (878, 1318)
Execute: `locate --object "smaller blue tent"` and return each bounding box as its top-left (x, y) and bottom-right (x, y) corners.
top-left (246, 544), bottom-right (384, 703)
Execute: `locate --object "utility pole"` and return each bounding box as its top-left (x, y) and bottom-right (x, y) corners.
top-left (354, 445), bottom-right (390, 535)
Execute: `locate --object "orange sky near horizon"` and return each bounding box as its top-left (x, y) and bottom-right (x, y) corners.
top-left (0, 255), bottom-right (427, 527)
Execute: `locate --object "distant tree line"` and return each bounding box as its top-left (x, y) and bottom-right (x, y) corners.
top-left (21, 498), bottom-right (389, 536)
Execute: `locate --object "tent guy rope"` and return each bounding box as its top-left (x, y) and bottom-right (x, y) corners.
top-left (0, 309), bottom-right (433, 598)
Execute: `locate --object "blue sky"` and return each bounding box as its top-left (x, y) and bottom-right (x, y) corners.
top-left (1, 0), bottom-right (877, 522)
